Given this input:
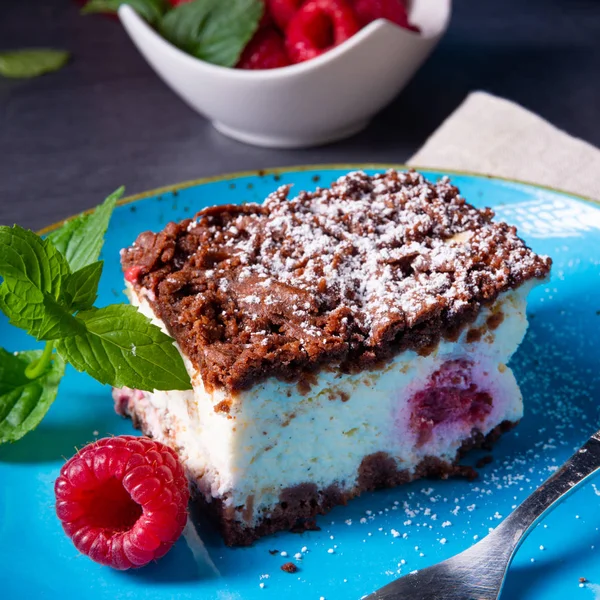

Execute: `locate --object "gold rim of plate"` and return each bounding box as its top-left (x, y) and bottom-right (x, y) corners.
top-left (38, 163), bottom-right (600, 236)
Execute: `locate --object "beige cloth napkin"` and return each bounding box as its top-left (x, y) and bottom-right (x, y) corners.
top-left (408, 91), bottom-right (600, 200)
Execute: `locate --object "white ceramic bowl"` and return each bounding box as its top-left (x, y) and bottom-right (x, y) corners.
top-left (119, 0), bottom-right (451, 148)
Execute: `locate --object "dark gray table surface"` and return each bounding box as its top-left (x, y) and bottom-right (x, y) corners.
top-left (1, 0), bottom-right (599, 231)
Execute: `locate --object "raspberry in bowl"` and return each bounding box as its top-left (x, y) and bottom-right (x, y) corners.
top-left (118, 0), bottom-right (451, 148)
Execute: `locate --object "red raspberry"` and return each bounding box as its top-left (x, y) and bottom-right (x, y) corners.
top-left (286, 0), bottom-right (360, 63)
top-left (259, 1), bottom-right (275, 27)
top-left (350, 0), bottom-right (419, 31)
top-left (237, 27), bottom-right (291, 70)
top-left (267, 0), bottom-right (303, 30)
top-left (124, 265), bottom-right (142, 283)
top-left (55, 435), bottom-right (189, 570)
top-left (409, 360), bottom-right (493, 446)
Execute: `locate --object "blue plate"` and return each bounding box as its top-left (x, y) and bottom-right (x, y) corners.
top-left (1, 166), bottom-right (599, 599)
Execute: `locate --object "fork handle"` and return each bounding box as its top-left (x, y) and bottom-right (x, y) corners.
top-left (485, 429), bottom-right (600, 558)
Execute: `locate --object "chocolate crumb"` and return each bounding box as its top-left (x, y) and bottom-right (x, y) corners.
top-left (476, 455), bottom-right (493, 468)
top-left (214, 399), bottom-right (231, 414)
top-left (580, 577), bottom-right (587, 583)
top-left (268, 549), bottom-right (279, 555)
top-left (291, 518), bottom-right (321, 533)
top-left (466, 328), bottom-right (483, 343)
top-left (281, 562), bottom-right (298, 573)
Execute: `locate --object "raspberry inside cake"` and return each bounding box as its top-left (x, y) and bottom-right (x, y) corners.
top-left (115, 170), bottom-right (551, 546)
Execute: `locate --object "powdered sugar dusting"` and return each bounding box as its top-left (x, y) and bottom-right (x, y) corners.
top-left (195, 170), bottom-right (547, 338)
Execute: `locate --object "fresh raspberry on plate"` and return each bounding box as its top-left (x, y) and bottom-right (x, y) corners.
top-left (286, 0), bottom-right (360, 63)
top-left (350, 0), bottom-right (419, 31)
top-left (267, 0), bottom-right (304, 30)
top-left (55, 435), bottom-right (189, 570)
top-left (237, 27), bottom-right (291, 70)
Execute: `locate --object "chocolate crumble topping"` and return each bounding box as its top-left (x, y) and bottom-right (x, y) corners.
top-left (281, 562), bottom-right (298, 573)
top-left (122, 170), bottom-right (551, 392)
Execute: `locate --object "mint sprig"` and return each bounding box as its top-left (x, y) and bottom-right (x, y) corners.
top-left (0, 225), bottom-right (73, 340)
top-left (0, 348), bottom-right (65, 443)
top-left (82, 0), bottom-right (263, 69)
top-left (48, 187), bottom-right (123, 272)
top-left (0, 189), bottom-right (192, 444)
top-left (160, 0), bottom-right (263, 68)
top-left (63, 261), bottom-right (104, 312)
top-left (0, 49), bottom-right (69, 79)
top-left (56, 305), bottom-right (192, 390)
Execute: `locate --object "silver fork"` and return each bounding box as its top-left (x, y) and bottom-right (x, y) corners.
top-left (366, 429), bottom-right (600, 600)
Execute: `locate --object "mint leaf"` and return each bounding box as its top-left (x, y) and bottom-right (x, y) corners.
top-left (0, 226), bottom-right (69, 294)
top-left (55, 304), bottom-right (192, 391)
top-left (160, 0), bottom-right (263, 68)
top-left (82, 0), bottom-right (167, 25)
top-left (0, 49), bottom-right (69, 79)
top-left (0, 348), bottom-right (65, 443)
top-left (48, 187), bottom-right (123, 273)
top-left (0, 225), bottom-right (75, 340)
top-left (63, 261), bottom-right (104, 311)
top-left (36, 297), bottom-right (82, 340)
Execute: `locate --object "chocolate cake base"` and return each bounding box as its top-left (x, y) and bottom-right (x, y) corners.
top-left (117, 395), bottom-right (515, 546)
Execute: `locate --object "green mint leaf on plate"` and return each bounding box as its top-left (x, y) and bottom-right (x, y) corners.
top-left (63, 261), bottom-right (104, 312)
top-left (1, 200), bottom-right (191, 391)
top-left (0, 225), bottom-right (75, 340)
top-left (160, 0), bottom-right (263, 68)
top-left (48, 187), bottom-right (123, 273)
top-left (56, 304), bottom-right (192, 391)
top-left (0, 49), bottom-right (69, 79)
top-left (0, 186), bottom-right (193, 446)
top-left (37, 297), bottom-right (83, 340)
top-left (0, 348), bottom-right (65, 443)
top-left (82, 0), bottom-right (167, 25)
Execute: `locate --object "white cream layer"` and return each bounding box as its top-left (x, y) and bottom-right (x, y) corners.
top-left (120, 282), bottom-right (532, 525)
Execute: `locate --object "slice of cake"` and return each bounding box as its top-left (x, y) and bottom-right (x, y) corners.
top-left (114, 170), bottom-right (551, 546)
